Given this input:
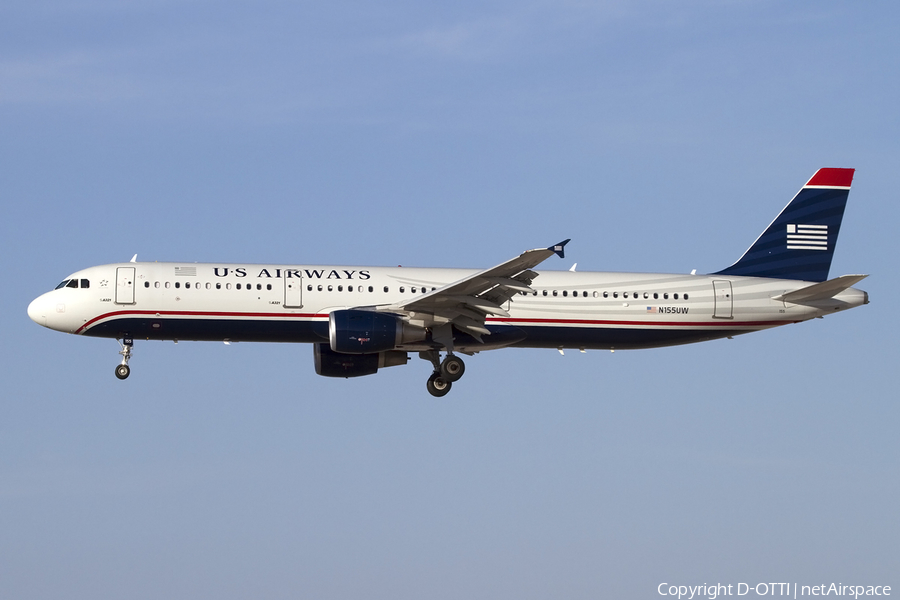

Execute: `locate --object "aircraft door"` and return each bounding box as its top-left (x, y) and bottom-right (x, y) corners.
top-left (712, 280), bottom-right (733, 319)
top-left (115, 267), bottom-right (136, 305)
top-left (284, 274), bottom-right (303, 308)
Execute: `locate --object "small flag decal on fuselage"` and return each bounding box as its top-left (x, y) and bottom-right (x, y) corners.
top-left (646, 306), bottom-right (657, 313)
top-left (787, 224), bottom-right (827, 251)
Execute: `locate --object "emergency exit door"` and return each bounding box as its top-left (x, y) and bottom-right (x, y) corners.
top-left (115, 267), bottom-right (135, 305)
top-left (284, 274), bottom-right (303, 308)
top-left (712, 280), bottom-right (733, 319)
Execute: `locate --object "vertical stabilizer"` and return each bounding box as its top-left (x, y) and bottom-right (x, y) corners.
top-left (713, 168), bottom-right (854, 282)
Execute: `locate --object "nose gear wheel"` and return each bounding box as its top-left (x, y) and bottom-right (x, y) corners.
top-left (115, 337), bottom-right (133, 380)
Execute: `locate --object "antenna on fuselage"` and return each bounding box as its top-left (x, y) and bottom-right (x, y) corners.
top-left (130, 254), bottom-right (137, 263)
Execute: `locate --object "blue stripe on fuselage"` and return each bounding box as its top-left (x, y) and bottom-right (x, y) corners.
top-left (83, 317), bottom-right (751, 350)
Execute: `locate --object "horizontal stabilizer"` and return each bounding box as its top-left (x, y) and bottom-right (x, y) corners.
top-left (774, 274), bottom-right (869, 303)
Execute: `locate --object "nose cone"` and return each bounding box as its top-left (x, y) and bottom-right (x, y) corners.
top-left (28, 293), bottom-right (49, 327)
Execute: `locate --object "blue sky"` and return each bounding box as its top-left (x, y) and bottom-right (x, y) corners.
top-left (2, 1), bottom-right (897, 598)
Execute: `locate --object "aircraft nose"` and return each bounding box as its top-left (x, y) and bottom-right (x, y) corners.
top-left (28, 294), bottom-right (49, 327)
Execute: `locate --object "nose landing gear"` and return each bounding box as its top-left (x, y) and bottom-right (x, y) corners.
top-left (115, 337), bottom-right (133, 380)
top-left (421, 351), bottom-right (466, 397)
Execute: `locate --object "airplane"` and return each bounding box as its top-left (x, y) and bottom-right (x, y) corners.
top-left (27, 168), bottom-right (869, 397)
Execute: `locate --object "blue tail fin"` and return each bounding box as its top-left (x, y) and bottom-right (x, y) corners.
top-left (713, 168), bottom-right (855, 282)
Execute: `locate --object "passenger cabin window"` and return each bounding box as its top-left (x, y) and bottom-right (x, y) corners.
top-left (684, 293), bottom-right (689, 300)
top-left (144, 282), bottom-right (150, 288)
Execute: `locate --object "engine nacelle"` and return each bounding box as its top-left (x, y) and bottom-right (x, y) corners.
top-left (314, 343), bottom-right (409, 378)
top-left (328, 309), bottom-right (425, 354)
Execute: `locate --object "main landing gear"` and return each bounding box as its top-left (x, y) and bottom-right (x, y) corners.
top-left (421, 351), bottom-right (466, 397)
top-left (115, 337), bottom-right (133, 380)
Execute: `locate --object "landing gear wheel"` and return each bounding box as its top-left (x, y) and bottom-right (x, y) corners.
top-left (116, 337), bottom-right (134, 380)
top-left (115, 364), bottom-right (131, 380)
top-left (440, 355), bottom-right (465, 382)
top-left (426, 372), bottom-right (452, 397)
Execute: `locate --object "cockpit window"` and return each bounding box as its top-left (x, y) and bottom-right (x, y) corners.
top-left (55, 280), bottom-right (69, 290)
top-left (66, 280), bottom-right (78, 289)
top-left (80, 279), bottom-right (90, 288)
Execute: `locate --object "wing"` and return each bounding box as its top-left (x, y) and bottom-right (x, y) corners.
top-left (377, 240), bottom-right (570, 341)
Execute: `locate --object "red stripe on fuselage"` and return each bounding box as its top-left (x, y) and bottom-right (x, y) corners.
top-left (488, 317), bottom-right (786, 328)
top-left (76, 309), bottom-right (328, 334)
top-left (78, 309), bottom-right (790, 335)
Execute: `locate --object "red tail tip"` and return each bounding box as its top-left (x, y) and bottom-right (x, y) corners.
top-left (806, 168), bottom-right (855, 188)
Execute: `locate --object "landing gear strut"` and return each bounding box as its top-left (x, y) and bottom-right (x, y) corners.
top-left (115, 337), bottom-right (133, 380)
top-left (420, 350), bottom-right (466, 397)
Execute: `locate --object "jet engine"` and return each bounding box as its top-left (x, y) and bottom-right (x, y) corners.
top-left (313, 343), bottom-right (409, 378)
top-left (328, 309), bottom-right (426, 354)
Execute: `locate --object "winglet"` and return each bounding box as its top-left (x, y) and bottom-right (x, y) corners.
top-left (549, 239), bottom-right (570, 259)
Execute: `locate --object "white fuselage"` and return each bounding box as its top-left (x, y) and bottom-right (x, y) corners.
top-left (27, 261), bottom-right (868, 351)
